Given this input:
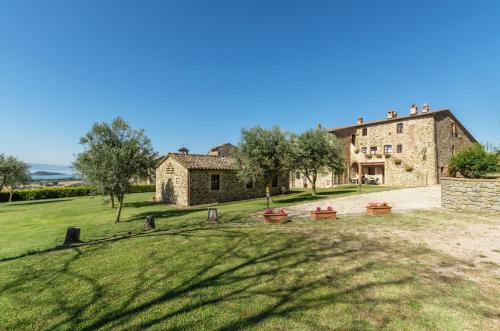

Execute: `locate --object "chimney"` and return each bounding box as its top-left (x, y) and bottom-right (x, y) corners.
top-left (178, 147), bottom-right (189, 155)
top-left (422, 103), bottom-right (430, 113)
top-left (387, 109), bottom-right (398, 119)
top-left (410, 103), bottom-right (418, 115)
top-left (357, 117), bottom-right (363, 124)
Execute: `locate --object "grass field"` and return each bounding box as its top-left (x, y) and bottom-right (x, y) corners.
top-left (0, 185), bottom-right (391, 259)
top-left (0, 185), bottom-right (498, 330)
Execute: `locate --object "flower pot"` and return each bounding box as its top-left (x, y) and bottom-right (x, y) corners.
top-left (366, 205), bottom-right (392, 216)
top-left (310, 210), bottom-right (337, 221)
top-left (263, 213), bottom-right (288, 224)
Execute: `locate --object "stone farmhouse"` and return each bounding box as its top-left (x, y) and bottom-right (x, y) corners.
top-left (155, 145), bottom-right (289, 206)
top-left (290, 104), bottom-right (477, 188)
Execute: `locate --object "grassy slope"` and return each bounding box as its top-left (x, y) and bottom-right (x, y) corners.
top-left (0, 185), bottom-right (390, 259)
top-left (0, 186), bottom-right (498, 330)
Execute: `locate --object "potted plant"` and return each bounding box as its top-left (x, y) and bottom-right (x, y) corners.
top-left (384, 154), bottom-right (391, 158)
top-left (354, 148), bottom-right (360, 154)
top-left (394, 158), bottom-right (402, 165)
top-left (311, 206), bottom-right (337, 220)
top-left (376, 153), bottom-right (383, 158)
top-left (366, 154), bottom-right (373, 159)
top-left (405, 164), bottom-right (413, 172)
top-left (366, 201), bottom-right (392, 216)
top-left (262, 208), bottom-right (288, 223)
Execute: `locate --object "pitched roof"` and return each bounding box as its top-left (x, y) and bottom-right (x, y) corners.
top-left (161, 153), bottom-right (238, 170)
top-left (327, 109), bottom-right (450, 132)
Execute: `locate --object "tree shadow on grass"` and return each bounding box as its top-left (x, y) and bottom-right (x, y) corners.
top-left (2, 198), bottom-right (74, 207)
top-left (2, 225), bottom-right (496, 330)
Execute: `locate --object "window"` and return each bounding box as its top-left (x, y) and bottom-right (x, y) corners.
top-left (272, 174), bottom-right (278, 187)
top-left (351, 134), bottom-right (356, 145)
top-left (451, 122), bottom-right (457, 137)
top-left (362, 128), bottom-right (368, 136)
top-left (397, 144), bottom-right (403, 153)
top-left (361, 147), bottom-right (367, 154)
top-left (370, 146), bottom-right (377, 155)
top-left (295, 172), bottom-right (301, 180)
top-left (384, 145), bottom-right (392, 154)
top-left (246, 180), bottom-right (253, 189)
top-left (210, 174), bottom-right (220, 190)
top-left (396, 123), bottom-right (403, 134)
top-left (368, 167), bottom-right (375, 175)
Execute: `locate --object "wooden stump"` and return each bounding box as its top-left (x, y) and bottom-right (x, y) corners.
top-left (207, 208), bottom-right (218, 224)
top-left (144, 215), bottom-right (156, 231)
top-left (63, 227), bottom-right (81, 247)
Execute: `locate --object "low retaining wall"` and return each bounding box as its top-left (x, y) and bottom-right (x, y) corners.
top-left (441, 177), bottom-right (499, 212)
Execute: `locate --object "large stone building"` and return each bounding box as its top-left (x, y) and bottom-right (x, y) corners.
top-left (291, 104), bottom-right (477, 187)
top-left (156, 146), bottom-right (289, 206)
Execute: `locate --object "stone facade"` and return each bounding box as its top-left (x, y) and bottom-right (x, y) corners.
top-left (441, 177), bottom-right (500, 212)
top-left (188, 170), bottom-right (287, 205)
top-left (323, 107), bottom-right (476, 187)
top-left (289, 171), bottom-right (340, 189)
top-left (156, 156), bottom-right (189, 206)
top-left (156, 153), bottom-right (289, 206)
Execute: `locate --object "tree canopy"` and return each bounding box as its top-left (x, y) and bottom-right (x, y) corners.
top-left (290, 128), bottom-right (344, 195)
top-left (74, 117), bottom-right (156, 222)
top-left (233, 126), bottom-right (292, 207)
top-left (0, 154), bottom-right (31, 202)
top-left (448, 143), bottom-right (497, 178)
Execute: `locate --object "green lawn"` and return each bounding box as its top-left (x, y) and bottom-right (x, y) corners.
top-left (0, 185), bottom-right (498, 330)
top-left (0, 184), bottom-right (391, 259)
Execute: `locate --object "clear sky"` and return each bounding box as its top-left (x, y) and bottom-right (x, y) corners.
top-left (1, 0), bottom-right (499, 165)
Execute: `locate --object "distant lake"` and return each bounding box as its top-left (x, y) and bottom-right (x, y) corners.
top-left (29, 163), bottom-right (80, 181)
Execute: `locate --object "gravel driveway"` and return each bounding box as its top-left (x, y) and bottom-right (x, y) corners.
top-left (287, 185), bottom-right (441, 217)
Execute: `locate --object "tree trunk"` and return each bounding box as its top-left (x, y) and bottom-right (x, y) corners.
top-left (115, 196), bottom-right (124, 223)
top-left (109, 193), bottom-right (115, 208)
top-left (63, 227), bottom-right (81, 246)
top-left (8, 188), bottom-right (13, 202)
top-left (265, 185), bottom-right (271, 208)
top-left (311, 173), bottom-right (317, 195)
top-left (144, 215), bottom-right (155, 230)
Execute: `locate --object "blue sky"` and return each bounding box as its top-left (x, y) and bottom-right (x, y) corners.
top-left (0, 0), bottom-right (499, 165)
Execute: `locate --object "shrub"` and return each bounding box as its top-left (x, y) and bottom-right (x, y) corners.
top-left (366, 154), bottom-right (373, 159)
top-left (394, 158), bottom-right (402, 165)
top-left (0, 184), bottom-right (156, 203)
top-left (354, 149), bottom-right (360, 154)
top-left (448, 144), bottom-right (497, 178)
top-left (384, 154), bottom-right (391, 158)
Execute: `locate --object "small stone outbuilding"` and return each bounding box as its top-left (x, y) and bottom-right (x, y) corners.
top-left (156, 147), bottom-right (289, 206)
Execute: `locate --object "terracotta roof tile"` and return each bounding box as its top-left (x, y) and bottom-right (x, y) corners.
top-left (168, 153), bottom-right (238, 170)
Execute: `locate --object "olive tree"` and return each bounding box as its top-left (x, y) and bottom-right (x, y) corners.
top-left (291, 128), bottom-right (344, 195)
top-left (233, 126), bottom-right (292, 208)
top-left (0, 154), bottom-right (31, 202)
top-left (74, 117), bottom-right (156, 222)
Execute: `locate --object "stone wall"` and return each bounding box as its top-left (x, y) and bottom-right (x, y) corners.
top-left (189, 170), bottom-right (288, 206)
top-left (441, 177), bottom-right (499, 212)
top-left (434, 112), bottom-right (475, 180)
top-left (289, 171), bottom-right (339, 189)
top-left (155, 157), bottom-right (189, 205)
top-left (344, 115), bottom-right (438, 186)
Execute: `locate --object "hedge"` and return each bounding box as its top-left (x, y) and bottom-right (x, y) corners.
top-left (0, 184), bottom-right (155, 202)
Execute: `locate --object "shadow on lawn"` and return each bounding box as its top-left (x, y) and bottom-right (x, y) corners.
top-left (3, 198), bottom-right (74, 207)
top-left (2, 224), bottom-right (495, 330)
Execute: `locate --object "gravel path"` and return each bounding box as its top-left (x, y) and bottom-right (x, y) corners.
top-left (287, 185), bottom-right (441, 217)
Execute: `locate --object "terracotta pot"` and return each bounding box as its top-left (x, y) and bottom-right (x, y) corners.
top-left (263, 213), bottom-right (288, 224)
top-left (310, 210), bottom-right (337, 221)
top-left (366, 205), bottom-right (392, 216)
